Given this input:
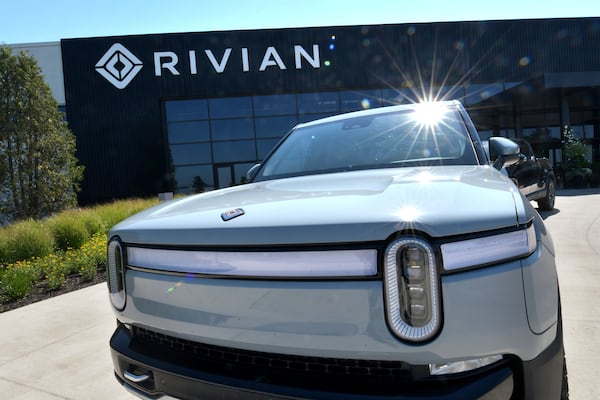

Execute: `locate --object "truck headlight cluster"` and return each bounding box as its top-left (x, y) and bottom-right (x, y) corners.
top-left (384, 237), bottom-right (441, 342)
top-left (107, 238), bottom-right (126, 310)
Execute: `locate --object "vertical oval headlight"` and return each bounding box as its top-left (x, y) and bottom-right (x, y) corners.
top-left (107, 237), bottom-right (126, 310)
top-left (384, 237), bottom-right (441, 342)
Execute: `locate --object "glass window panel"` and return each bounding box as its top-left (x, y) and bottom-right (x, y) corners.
top-left (297, 92), bottom-right (339, 114)
top-left (572, 125), bottom-right (585, 139)
top-left (216, 166), bottom-right (234, 189)
top-left (253, 94), bottom-right (297, 116)
top-left (168, 121), bottom-right (210, 143)
top-left (211, 118), bottom-right (254, 141)
top-left (209, 97), bottom-right (253, 119)
top-left (442, 86), bottom-right (464, 101)
top-left (548, 126), bottom-right (561, 139)
top-left (522, 127), bottom-right (551, 142)
top-left (583, 125), bottom-right (594, 139)
top-left (174, 165), bottom-right (214, 193)
top-left (255, 116), bottom-right (297, 139)
top-left (464, 83), bottom-right (503, 105)
top-left (166, 99), bottom-right (208, 122)
top-left (298, 113), bottom-right (337, 123)
top-left (170, 143), bottom-right (212, 165)
top-left (501, 129), bottom-right (516, 138)
top-left (478, 130), bottom-right (493, 141)
top-left (257, 138), bottom-right (281, 159)
top-left (381, 88), bottom-right (417, 105)
top-left (340, 90), bottom-right (383, 112)
top-left (555, 148), bottom-right (562, 165)
top-left (234, 163), bottom-right (256, 185)
top-left (212, 140), bottom-right (256, 163)
top-left (504, 82), bottom-right (521, 90)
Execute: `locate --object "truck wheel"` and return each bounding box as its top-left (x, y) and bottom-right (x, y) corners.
top-left (537, 177), bottom-right (555, 211)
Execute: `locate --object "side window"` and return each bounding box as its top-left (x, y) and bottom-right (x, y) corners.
top-left (518, 140), bottom-right (534, 158)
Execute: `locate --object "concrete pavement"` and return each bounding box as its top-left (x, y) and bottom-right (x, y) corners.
top-left (540, 188), bottom-right (600, 400)
top-left (0, 282), bottom-right (134, 399)
top-left (0, 188), bottom-right (598, 400)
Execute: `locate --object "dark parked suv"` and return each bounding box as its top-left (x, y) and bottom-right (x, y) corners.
top-left (506, 138), bottom-right (556, 210)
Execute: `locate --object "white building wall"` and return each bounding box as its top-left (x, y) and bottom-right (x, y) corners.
top-left (9, 42), bottom-right (65, 105)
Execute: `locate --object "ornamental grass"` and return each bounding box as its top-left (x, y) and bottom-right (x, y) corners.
top-left (0, 197), bottom-right (158, 304)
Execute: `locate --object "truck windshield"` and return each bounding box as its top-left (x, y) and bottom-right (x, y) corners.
top-left (256, 106), bottom-right (478, 181)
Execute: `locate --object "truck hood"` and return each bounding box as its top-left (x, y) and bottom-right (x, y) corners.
top-left (111, 166), bottom-right (528, 246)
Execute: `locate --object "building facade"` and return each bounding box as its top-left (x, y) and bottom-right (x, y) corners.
top-left (17, 17), bottom-right (600, 203)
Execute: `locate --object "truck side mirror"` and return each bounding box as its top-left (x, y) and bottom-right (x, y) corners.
top-left (246, 164), bottom-right (261, 181)
top-left (488, 137), bottom-right (521, 170)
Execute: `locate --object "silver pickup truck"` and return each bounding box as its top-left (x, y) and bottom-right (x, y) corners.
top-left (107, 100), bottom-right (567, 399)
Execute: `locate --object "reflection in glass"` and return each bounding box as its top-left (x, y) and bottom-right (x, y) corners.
top-left (297, 92), bottom-right (339, 114)
top-left (212, 140), bottom-right (256, 163)
top-left (255, 116), bottom-right (297, 138)
top-left (209, 97), bottom-right (253, 119)
top-left (340, 90), bottom-right (383, 112)
top-left (478, 130), bottom-right (493, 141)
top-left (254, 94), bottom-right (297, 116)
top-left (170, 143), bottom-right (212, 165)
top-left (166, 99), bottom-right (208, 121)
top-left (548, 126), bottom-right (561, 139)
top-left (174, 165), bottom-right (213, 193)
top-left (211, 118), bottom-right (254, 141)
top-left (168, 121), bottom-right (210, 144)
top-left (381, 88), bottom-right (417, 106)
top-left (298, 113), bottom-right (337, 123)
top-left (257, 138), bottom-right (281, 159)
top-left (464, 83), bottom-right (503, 105)
top-left (216, 166), bottom-right (233, 189)
top-left (235, 163), bottom-right (256, 184)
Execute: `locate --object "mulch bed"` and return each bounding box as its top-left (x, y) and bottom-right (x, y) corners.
top-left (0, 269), bottom-right (106, 313)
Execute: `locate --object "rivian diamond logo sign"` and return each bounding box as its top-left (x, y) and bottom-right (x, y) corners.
top-left (95, 43), bottom-right (143, 89)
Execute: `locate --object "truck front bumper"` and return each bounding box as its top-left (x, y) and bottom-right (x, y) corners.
top-left (110, 321), bottom-right (563, 400)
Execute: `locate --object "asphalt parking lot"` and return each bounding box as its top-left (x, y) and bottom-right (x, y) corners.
top-left (0, 188), bottom-right (598, 400)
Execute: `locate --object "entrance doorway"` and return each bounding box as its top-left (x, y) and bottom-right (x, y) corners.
top-left (213, 163), bottom-right (255, 189)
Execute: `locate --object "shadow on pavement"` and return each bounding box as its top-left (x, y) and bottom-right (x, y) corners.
top-left (536, 188), bottom-right (600, 220)
top-left (538, 208), bottom-right (560, 220)
top-left (556, 188), bottom-right (600, 197)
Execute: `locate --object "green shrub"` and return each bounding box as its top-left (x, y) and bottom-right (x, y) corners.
top-left (77, 209), bottom-right (106, 236)
top-left (94, 198), bottom-right (158, 230)
top-left (0, 266), bottom-right (34, 301)
top-left (0, 198), bottom-right (157, 303)
top-left (47, 214), bottom-right (90, 251)
top-left (1, 220), bottom-right (54, 264)
top-left (0, 230), bottom-right (9, 266)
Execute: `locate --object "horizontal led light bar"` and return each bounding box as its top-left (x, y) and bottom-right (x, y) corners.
top-left (127, 247), bottom-right (378, 278)
top-left (441, 225), bottom-right (536, 271)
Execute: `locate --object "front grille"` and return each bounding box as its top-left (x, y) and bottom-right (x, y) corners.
top-left (132, 326), bottom-right (433, 395)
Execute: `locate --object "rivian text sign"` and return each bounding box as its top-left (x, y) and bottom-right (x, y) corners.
top-left (96, 43), bottom-right (321, 89)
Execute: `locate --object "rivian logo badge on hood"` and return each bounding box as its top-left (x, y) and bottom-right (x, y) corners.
top-left (221, 208), bottom-right (245, 221)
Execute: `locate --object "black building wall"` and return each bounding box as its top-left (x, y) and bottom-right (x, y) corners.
top-left (61, 17), bottom-right (600, 203)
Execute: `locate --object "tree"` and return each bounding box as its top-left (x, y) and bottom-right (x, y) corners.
top-left (0, 46), bottom-right (84, 223)
top-left (191, 176), bottom-right (207, 193)
top-left (561, 125), bottom-right (590, 187)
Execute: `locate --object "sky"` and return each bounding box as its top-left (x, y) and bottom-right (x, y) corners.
top-left (2, 0), bottom-right (600, 45)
